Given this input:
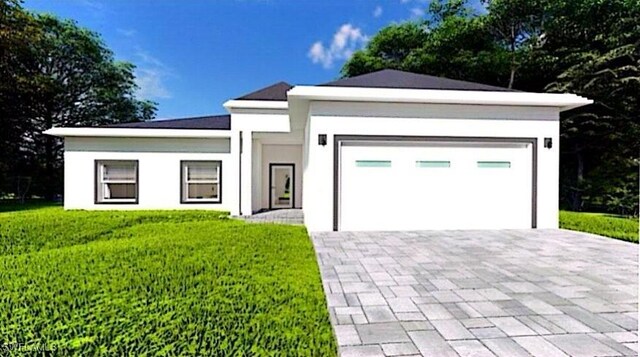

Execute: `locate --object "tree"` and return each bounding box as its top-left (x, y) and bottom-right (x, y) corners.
top-left (0, 0), bottom-right (156, 199)
top-left (342, 0), bottom-right (512, 87)
top-left (0, 0), bottom-right (41, 198)
top-left (341, 23), bottom-right (428, 77)
top-left (543, 0), bottom-right (640, 214)
top-left (483, 0), bottom-right (547, 88)
top-left (548, 42), bottom-right (640, 214)
top-left (406, 10), bottom-right (510, 86)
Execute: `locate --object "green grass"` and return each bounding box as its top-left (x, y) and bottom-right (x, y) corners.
top-left (559, 210), bottom-right (639, 243)
top-left (0, 206), bottom-right (336, 356)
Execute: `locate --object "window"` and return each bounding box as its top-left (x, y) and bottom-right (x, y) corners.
top-left (416, 160), bottom-right (450, 168)
top-left (95, 160), bottom-right (138, 204)
top-left (181, 161), bottom-right (221, 203)
top-left (355, 160), bottom-right (391, 168)
top-left (477, 161), bottom-right (511, 168)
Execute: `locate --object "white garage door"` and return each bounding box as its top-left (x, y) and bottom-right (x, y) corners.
top-left (339, 140), bottom-right (533, 231)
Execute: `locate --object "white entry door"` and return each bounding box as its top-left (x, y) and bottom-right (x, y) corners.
top-left (270, 164), bottom-right (294, 209)
top-left (339, 141), bottom-right (533, 231)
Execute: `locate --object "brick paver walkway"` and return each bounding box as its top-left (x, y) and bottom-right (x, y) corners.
top-left (242, 209), bottom-right (304, 225)
top-left (311, 229), bottom-right (638, 357)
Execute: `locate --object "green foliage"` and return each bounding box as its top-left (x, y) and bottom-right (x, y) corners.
top-left (549, 41), bottom-right (640, 215)
top-left (428, 0), bottom-right (474, 25)
top-left (484, 0), bottom-right (547, 88)
top-left (342, 0), bottom-right (510, 85)
top-left (559, 210), bottom-right (639, 243)
top-left (0, 0), bottom-right (156, 199)
top-left (341, 23), bottom-right (428, 77)
top-left (0, 208), bottom-right (336, 355)
top-left (342, 0), bottom-right (640, 215)
top-left (411, 14), bottom-right (509, 85)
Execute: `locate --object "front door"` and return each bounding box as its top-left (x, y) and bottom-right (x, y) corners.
top-left (270, 164), bottom-right (294, 209)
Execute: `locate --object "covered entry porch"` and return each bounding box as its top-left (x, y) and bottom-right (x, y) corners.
top-left (241, 131), bottom-right (303, 216)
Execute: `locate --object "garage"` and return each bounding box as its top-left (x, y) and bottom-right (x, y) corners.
top-left (337, 137), bottom-right (535, 231)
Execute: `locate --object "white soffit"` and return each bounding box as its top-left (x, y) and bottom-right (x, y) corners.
top-left (287, 86), bottom-right (592, 112)
top-left (223, 100), bottom-right (288, 110)
top-left (43, 127), bottom-right (232, 138)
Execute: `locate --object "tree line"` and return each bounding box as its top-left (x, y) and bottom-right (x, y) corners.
top-left (342, 0), bottom-right (639, 215)
top-left (0, 0), bottom-right (155, 200)
top-left (1, 0), bottom-right (638, 215)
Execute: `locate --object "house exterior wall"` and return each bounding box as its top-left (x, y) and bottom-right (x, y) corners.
top-left (59, 99), bottom-right (564, 232)
top-left (63, 136), bottom-right (239, 212)
top-left (303, 101), bottom-right (560, 232)
top-left (231, 109), bottom-right (290, 132)
top-left (260, 144), bottom-right (303, 209)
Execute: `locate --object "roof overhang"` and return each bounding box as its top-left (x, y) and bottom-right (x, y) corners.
top-left (287, 86), bottom-right (592, 112)
top-left (223, 100), bottom-right (288, 111)
top-left (44, 127), bottom-right (232, 138)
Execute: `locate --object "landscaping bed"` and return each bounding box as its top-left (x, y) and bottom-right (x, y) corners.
top-left (0, 206), bottom-right (336, 355)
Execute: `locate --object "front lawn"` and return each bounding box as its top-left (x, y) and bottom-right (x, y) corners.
top-left (559, 210), bottom-right (638, 243)
top-left (0, 206), bottom-right (336, 356)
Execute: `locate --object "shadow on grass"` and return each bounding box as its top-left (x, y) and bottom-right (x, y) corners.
top-left (0, 200), bottom-right (61, 213)
top-left (602, 213), bottom-right (637, 220)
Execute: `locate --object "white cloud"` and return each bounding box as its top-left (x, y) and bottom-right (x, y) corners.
top-left (373, 5), bottom-right (383, 18)
top-left (136, 68), bottom-right (171, 99)
top-left (400, 0), bottom-right (429, 19)
top-left (117, 28), bottom-right (137, 38)
top-left (308, 24), bottom-right (368, 69)
top-left (108, 26), bottom-right (172, 101)
top-left (75, 0), bottom-right (104, 12)
top-left (72, 0), bottom-right (116, 21)
top-left (134, 50), bottom-right (173, 99)
top-left (410, 7), bottom-right (424, 17)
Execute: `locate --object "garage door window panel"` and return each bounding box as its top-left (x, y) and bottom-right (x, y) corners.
top-left (355, 160), bottom-right (391, 168)
top-left (477, 161), bottom-right (511, 168)
top-left (416, 160), bottom-right (450, 168)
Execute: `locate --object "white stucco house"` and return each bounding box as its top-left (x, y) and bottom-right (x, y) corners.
top-left (45, 69), bottom-right (591, 232)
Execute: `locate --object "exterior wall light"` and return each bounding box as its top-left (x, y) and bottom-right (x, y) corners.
top-left (318, 134), bottom-right (327, 146)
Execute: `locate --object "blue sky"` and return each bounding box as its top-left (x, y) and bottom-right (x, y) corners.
top-left (24, 0), bottom-right (438, 119)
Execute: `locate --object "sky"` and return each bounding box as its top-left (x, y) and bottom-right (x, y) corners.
top-left (23, 0), bottom-right (437, 119)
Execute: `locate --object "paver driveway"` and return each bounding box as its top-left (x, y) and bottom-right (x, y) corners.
top-left (311, 229), bottom-right (638, 357)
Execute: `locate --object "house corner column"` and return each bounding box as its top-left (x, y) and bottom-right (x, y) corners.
top-left (228, 130), bottom-right (241, 216)
top-left (240, 131), bottom-right (253, 215)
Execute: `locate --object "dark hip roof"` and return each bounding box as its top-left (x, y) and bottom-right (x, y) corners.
top-left (232, 70), bottom-right (514, 102)
top-left (320, 69), bottom-right (515, 92)
top-left (103, 114), bottom-right (231, 130)
top-left (107, 70), bottom-right (513, 129)
top-left (234, 81), bottom-right (293, 101)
